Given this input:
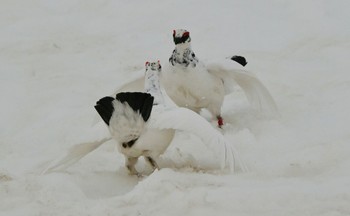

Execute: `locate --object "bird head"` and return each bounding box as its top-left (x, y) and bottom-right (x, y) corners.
top-left (145, 60), bottom-right (162, 72)
top-left (173, 29), bottom-right (191, 45)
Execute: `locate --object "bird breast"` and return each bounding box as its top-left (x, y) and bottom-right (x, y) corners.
top-left (118, 128), bottom-right (175, 158)
top-left (162, 63), bottom-right (225, 110)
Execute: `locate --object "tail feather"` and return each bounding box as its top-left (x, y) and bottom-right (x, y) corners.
top-left (230, 55), bottom-right (247, 67)
top-left (95, 96), bottom-right (115, 125)
top-left (116, 92), bottom-right (154, 121)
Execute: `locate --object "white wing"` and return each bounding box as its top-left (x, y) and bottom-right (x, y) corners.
top-left (42, 137), bottom-right (112, 174)
top-left (148, 106), bottom-right (242, 172)
top-left (207, 60), bottom-right (279, 117)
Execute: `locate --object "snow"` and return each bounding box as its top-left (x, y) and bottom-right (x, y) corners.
top-left (1, 0), bottom-right (350, 215)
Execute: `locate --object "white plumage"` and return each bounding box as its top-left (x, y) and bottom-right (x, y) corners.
top-left (109, 61), bottom-right (238, 175)
top-left (44, 61), bottom-right (240, 176)
top-left (114, 29), bottom-right (278, 127)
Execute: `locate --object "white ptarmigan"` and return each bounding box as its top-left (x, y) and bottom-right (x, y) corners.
top-left (44, 61), bottom-right (241, 176)
top-left (116, 29), bottom-right (278, 128)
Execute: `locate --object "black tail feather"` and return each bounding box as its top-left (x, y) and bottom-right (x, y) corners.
top-left (94, 96), bottom-right (115, 125)
top-left (116, 92), bottom-right (154, 121)
top-left (230, 55), bottom-right (247, 67)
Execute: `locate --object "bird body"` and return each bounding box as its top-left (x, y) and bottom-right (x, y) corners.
top-left (163, 58), bottom-right (225, 116)
top-left (94, 61), bottom-right (236, 175)
top-left (165, 30), bottom-right (225, 116)
top-left (43, 62), bottom-right (245, 175)
top-left (108, 99), bottom-right (175, 159)
top-left (166, 29), bottom-right (279, 126)
top-left (93, 62), bottom-right (176, 175)
top-left (118, 126), bottom-right (174, 159)
top-left (111, 29), bottom-right (278, 128)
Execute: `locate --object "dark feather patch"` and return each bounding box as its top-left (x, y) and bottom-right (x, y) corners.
top-left (116, 92), bottom-right (154, 122)
top-left (230, 55), bottom-right (247, 67)
top-left (122, 138), bottom-right (138, 148)
top-left (173, 34), bottom-right (190, 45)
top-left (94, 96), bottom-right (115, 125)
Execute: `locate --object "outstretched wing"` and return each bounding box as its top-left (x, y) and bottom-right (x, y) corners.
top-left (149, 106), bottom-right (248, 172)
top-left (207, 59), bottom-right (279, 117)
top-left (42, 137), bottom-right (112, 174)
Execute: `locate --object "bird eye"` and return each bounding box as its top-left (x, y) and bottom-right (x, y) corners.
top-left (128, 139), bottom-right (137, 146)
top-left (122, 138), bottom-right (138, 148)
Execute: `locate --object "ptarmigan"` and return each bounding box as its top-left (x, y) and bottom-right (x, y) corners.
top-left (116, 29), bottom-right (278, 128)
top-left (44, 61), bottom-right (239, 176)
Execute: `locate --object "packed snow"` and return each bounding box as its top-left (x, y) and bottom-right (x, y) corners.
top-left (1, 0), bottom-right (350, 215)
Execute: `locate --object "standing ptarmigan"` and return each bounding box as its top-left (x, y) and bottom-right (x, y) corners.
top-left (115, 29), bottom-right (278, 128)
top-left (44, 61), bottom-right (241, 176)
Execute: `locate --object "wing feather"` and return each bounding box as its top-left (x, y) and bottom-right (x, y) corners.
top-left (207, 60), bottom-right (279, 117)
top-left (149, 106), bottom-right (240, 172)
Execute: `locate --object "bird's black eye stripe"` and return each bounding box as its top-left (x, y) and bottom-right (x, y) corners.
top-left (122, 138), bottom-right (138, 148)
top-left (173, 34), bottom-right (190, 44)
top-left (128, 139), bottom-right (137, 147)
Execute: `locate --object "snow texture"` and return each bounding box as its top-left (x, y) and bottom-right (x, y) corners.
top-left (1, 0), bottom-right (350, 215)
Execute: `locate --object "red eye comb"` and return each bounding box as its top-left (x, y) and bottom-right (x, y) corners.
top-left (183, 31), bottom-right (190, 37)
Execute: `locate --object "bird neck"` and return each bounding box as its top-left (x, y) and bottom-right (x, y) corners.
top-left (144, 70), bottom-right (164, 105)
top-left (169, 42), bottom-right (198, 67)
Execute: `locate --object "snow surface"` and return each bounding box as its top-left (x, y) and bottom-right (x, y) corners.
top-left (1, 0), bottom-right (350, 215)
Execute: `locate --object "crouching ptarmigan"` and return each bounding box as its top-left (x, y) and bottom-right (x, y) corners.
top-left (96, 61), bottom-right (238, 175)
top-left (44, 61), bottom-right (242, 176)
top-left (116, 29), bottom-right (278, 128)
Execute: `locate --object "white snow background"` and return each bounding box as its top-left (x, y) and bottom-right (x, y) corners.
top-left (1, 0), bottom-right (350, 215)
